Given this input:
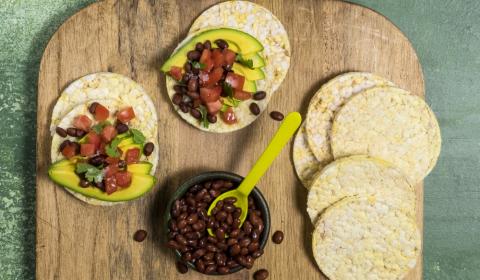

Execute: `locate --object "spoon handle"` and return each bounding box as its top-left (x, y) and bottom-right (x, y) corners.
top-left (237, 112), bottom-right (302, 196)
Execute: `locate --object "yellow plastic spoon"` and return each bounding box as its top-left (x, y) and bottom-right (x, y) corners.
top-left (207, 112), bottom-right (302, 236)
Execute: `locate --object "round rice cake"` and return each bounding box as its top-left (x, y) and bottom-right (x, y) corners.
top-left (331, 86), bottom-right (441, 184)
top-left (306, 155), bottom-right (415, 224)
top-left (50, 72), bottom-right (157, 135)
top-left (305, 72), bottom-right (395, 165)
top-left (293, 123), bottom-right (320, 189)
top-left (51, 99), bottom-right (159, 206)
top-left (189, 0), bottom-right (291, 95)
top-left (312, 196), bottom-right (421, 280)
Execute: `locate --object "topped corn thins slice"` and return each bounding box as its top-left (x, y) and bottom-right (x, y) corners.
top-left (50, 72), bottom-right (157, 136)
top-left (306, 155), bottom-right (416, 225)
top-left (189, 0), bottom-right (291, 96)
top-left (331, 86), bottom-right (441, 184)
top-left (293, 123), bottom-right (321, 189)
top-left (312, 196), bottom-right (421, 280)
top-left (305, 72), bottom-right (395, 165)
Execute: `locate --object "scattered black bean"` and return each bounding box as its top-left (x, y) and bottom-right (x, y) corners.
top-left (187, 78), bottom-right (198, 92)
top-left (66, 127), bottom-right (77, 137)
top-left (118, 160), bottom-right (126, 169)
top-left (272, 230), bottom-right (284, 244)
top-left (143, 142), bottom-right (154, 156)
top-left (56, 127), bottom-right (67, 137)
top-left (88, 154), bottom-right (107, 167)
top-left (79, 179), bottom-right (90, 188)
top-left (176, 261), bottom-right (189, 274)
top-left (195, 42), bottom-right (204, 52)
top-left (214, 39), bottom-right (228, 49)
top-left (179, 102), bottom-right (189, 113)
top-left (174, 84), bottom-right (187, 94)
top-left (270, 111), bottom-right (284, 121)
top-left (254, 269), bottom-right (269, 280)
top-left (184, 62), bottom-right (192, 72)
top-left (249, 103), bottom-right (260, 115)
top-left (204, 40), bottom-right (211, 50)
top-left (207, 114), bottom-right (217, 124)
top-left (88, 102), bottom-right (99, 114)
top-left (187, 91), bottom-right (200, 100)
top-left (75, 129), bottom-right (86, 138)
top-left (115, 122), bottom-right (129, 134)
top-left (190, 108), bottom-right (202, 120)
top-left (134, 229), bottom-right (147, 242)
top-left (187, 50), bottom-right (201, 61)
top-left (172, 93), bottom-right (183, 105)
top-left (253, 91), bottom-right (266, 100)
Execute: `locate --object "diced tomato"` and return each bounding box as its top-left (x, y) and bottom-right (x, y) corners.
top-left (206, 100), bottom-right (222, 115)
top-left (104, 164), bottom-right (119, 177)
top-left (212, 49), bottom-right (225, 67)
top-left (104, 176), bottom-right (117, 195)
top-left (233, 89), bottom-right (252, 101)
top-left (199, 49), bottom-right (214, 72)
top-left (169, 66), bottom-right (183, 81)
top-left (223, 49), bottom-right (236, 66)
top-left (99, 142), bottom-right (106, 155)
top-left (86, 131), bottom-right (101, 149)
top-left (61, 144), bottom-right (77, 159)
top-left (73, 115), bottom-right (92, 131)
top-left (117, 107), bottom-right (136, 123)
top-left (94, 103), bottom-right (109, 121)
top-left (221, 107), bottom-right (237, 124)
top-left (101, 125), bottom-right (117, 143)
top-left (115, 171), bottom-right (132, 188)
top-left (80, 143), bottom-right (96, 157)
top-left (105, 157), bottom-right (119, 166)
top-left (225, 72), bottom-right (245, 90)
top-left (203, 67), bottom-right (224, 87)
top-left (125, 148), bottom-right (140, 164)
top-left (200, 86), bottom-right (222, 103)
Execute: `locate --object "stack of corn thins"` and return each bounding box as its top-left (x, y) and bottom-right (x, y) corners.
top-left (293, 72), bottom-right (441, 280)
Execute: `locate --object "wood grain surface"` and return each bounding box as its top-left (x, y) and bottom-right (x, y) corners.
top-left (36, 0), bottom-right (424, 279)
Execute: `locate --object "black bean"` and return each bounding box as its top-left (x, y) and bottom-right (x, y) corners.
top-left (204, 40), bottom-right (211, 50)
top-left (115, 123), bottom-right (129, 134)
top-left (179, 102), bottom-right (189, 113)
top-left (187, 50), bottom-right (201, 61)
top-left (55, 127), bottom-right (67, 137)
top-left (253, 91), bottom-right (267, 100)
top-left (175, 234), bottom-right (188, 246)
top-left (176, 261), bottom-right (188, 274)
top-left (252, 249), bottom-right (264, 259)
top-left (249, 103), bottom-right (260, 115)
top-left (270, 111), bottom-right (284, 121)
top-left (214, 39), bottom-right (229, 49)
top-left (229, 244), bottom-right (241, 256)
top-left (217, 266), bottom-right (230, 275)
top-left (187, 78), bottom-right (198, 92)
top-left (75, 129), bottom-right (86, 138)
top-left (187, 90), bottom-right (199, 99)
top-left (195, 42), bottom-right (204, 52)
top-left (59, 140), bottom-right (71, 151)
top-left (207, 114), bottom-right (217, 123)
top-left (79, 179), bottom-right (89, 188)
top-left (95, 181), bottom-right (104, 191)
top-left (223, 197), bottom-right (237, 204)
top-left (143, 142), bottom-right (154, 156)
top-left (88, 155), bottom-right (107, 166)
top-left (254, 269), bottom-right (269, 280)
top-left (133, 229), bottom-right (147, 242)
top-left (272, 230), bottom-right (284, 244)
top-left (172, 93), bottom-right (183, 106)
top-left (66, 127), bottom-right (77, 137)
top-left (204, 264), bottom-right (216, 274)
top-left (184, 62), bottom-right (192, 72)
top-left (174, 84), bottom-right (187, 94)
top-left (88, 102), bottom-right (99, 114)
top-left (186, 108), bottom-right (201, 120)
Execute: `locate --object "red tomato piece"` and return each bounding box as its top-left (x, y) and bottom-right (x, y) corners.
top-left (200, 86), bottom-right (222, 103)
top-left (206, 100), bottom-right (222, 115)
top-left (104, 164), bottom-right (119, 178)
top-left (199, 49), bottom-right (214, 72)
top-left (221, 107), bottom-right (237, 125)
top-left (61, 144), bottom-right (77, 159)
top-left (117, 107), bottom-right (136, 123)
top-left (99, 142), bottom-right (106, 155)
top-left (73, 115), bottom-right (92, 131)
top-left (104, 176), bottom-right (117, 195)
top-left (223, 49), bottom-right (236, 66)
top-left (94, 103), bottom-right (109, 121)
top-left (115, 171), bottom-right (132, 188)
top-left (86, 131), bottom-right (101, 149)
top-left (212, 49), bottom-right (225, 67)
top-left (225, 72), bottom-right (245, 90)
top-left (80, 143), bottom-right (96, 157)
top-left (233, 89), bottom-right (252, 101)
top-left (125, 148), bottom-right (140, 164)
top-left (105, 157), bottom-right (119, 166)
top-left (101, 125), bottom-right (117, 143)
top-left (203, 67), bottom-right (224, 87)
top-left (169, 66), bottom-right (183, 81)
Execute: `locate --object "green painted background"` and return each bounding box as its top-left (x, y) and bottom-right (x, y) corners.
top-left (0, 0), bottom-right (478, 279)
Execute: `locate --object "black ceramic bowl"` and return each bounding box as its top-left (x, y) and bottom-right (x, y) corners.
top-left (164, 171), bottom-right (271, 275)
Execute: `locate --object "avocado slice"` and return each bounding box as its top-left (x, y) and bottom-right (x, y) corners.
top-left (118, 137), bottom-right (134, 148)
top-left (48, 161), bottom-right (156, 202)
top-left (232, 63), bottom-right (265, 81)
top-left (127, 162), bottom-right (153, 175)
top-left (119, 143), bottom-right (142, 153)
top-left (161, 28), bottom-right (263, 73)
top-left (238, 53), bottom-right (265, 69)
top-left (243, 80), bottom-right (257, 93)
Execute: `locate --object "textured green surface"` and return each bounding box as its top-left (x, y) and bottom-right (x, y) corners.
top-left (0, 0), bottom-right (478, 279)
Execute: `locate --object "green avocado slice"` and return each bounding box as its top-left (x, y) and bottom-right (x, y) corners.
top-left (127, 162), bottom-right (153, 175)
top-left (161, 28), bottom-right (263, 73)
top-left (243, 80), bottom-right (257, 93)
top-left (238, 53), bottom-right (265, 69)
top-left (48, 161), bottom-right (156, 202)
top-left (232, 63), bottom-right (265, 81)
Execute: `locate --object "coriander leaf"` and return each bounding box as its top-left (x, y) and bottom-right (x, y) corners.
top-left (91, 121), bottom-right (112, 134)
top-left (76, 162), bottom-right (93, 173)
top-left (199, 106), bottom-right (209, 128)
top-left (76, 163), bottom-right (103, 183)
top-left (220, 104), bottom-right (229, 113)
top-left (191, 61), bottom-right (206, 69)
top-left (236, 54), bottom-right (254, 69)
top-left (130, 129), bottom-right (146, 145)
top-left (223, 96), bottom-right (240, 108)
top-left (223, 82), bottom-right (234, 98)
top-left (106, 137), bottom-right (122, 157)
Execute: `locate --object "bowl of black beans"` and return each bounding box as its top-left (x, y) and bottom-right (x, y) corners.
top-left (165, 171), bottom-right (270, 275)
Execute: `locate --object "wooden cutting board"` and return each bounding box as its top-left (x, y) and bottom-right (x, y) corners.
top-left (36, 0), bottom-right (424, 279)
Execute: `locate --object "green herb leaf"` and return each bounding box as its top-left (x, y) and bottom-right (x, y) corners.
top-left (223, 82), bottom-right (234, 98)
top-left (220, 104), bottom-right (229, 113)
top-left (130, 129), bottom-right (146, 145)
top-left (91, 121), bottom-right (112, 134)
top-left (198, 106), bottom-right (209, 128)
top-left (105, 137), bottom-right (122, 157)
top-left (191, 61), bottom-right (205, 69)
top-left (236, 54), bottom-right (254, 69)
top-left (76, 163), bottom-right (103, 183)
top-left (223, 96), bottom-right (241, 108)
